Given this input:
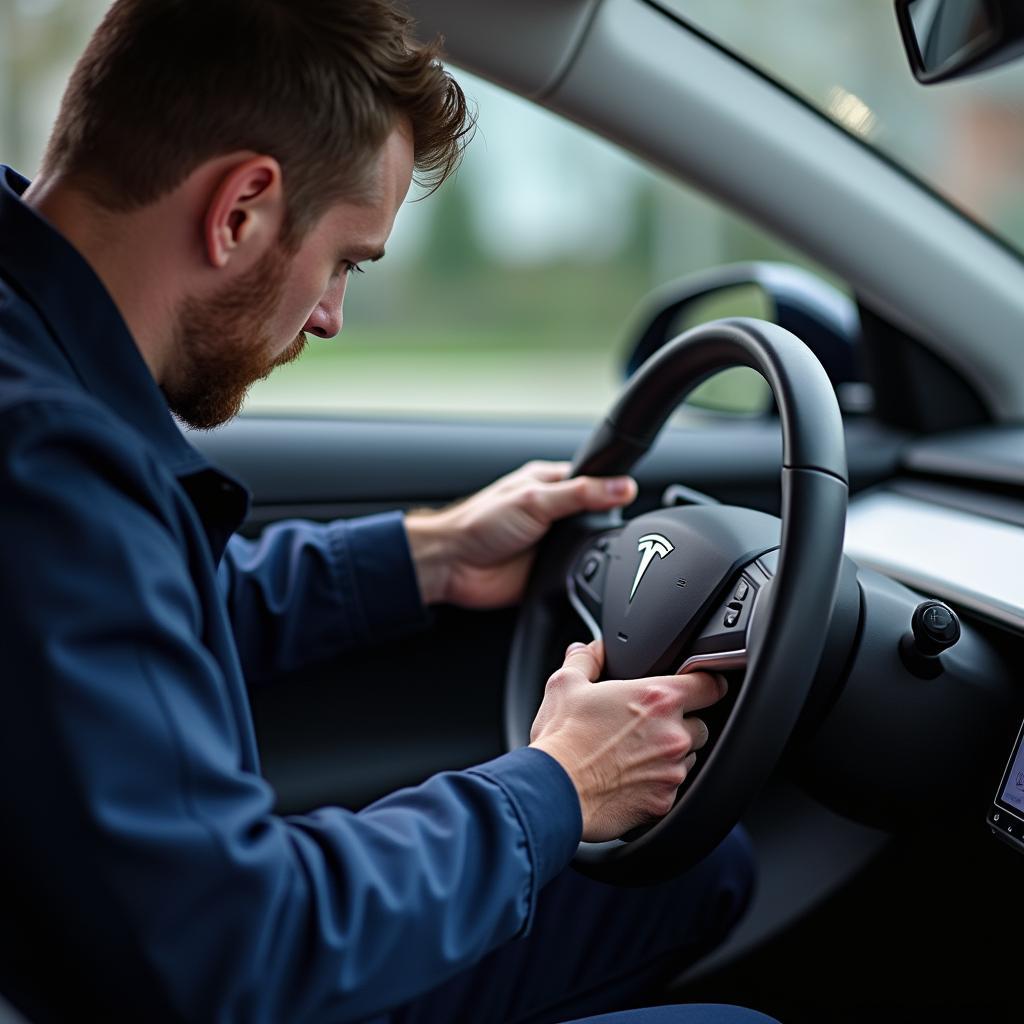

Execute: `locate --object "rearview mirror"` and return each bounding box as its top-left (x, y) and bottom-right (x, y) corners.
top-left (895, 0), bottom-right (1024, 84)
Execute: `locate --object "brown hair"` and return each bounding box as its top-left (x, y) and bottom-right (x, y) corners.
top-left (42, 0), bottom-right (473, 241)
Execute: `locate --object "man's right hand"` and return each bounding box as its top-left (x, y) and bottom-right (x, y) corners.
top-left (529, 640), bottom-right (727, 842)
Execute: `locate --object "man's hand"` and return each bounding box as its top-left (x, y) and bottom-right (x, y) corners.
top-left (529, 640), bottom-right (726, 842)
top-left (405, 460), bottom-right (637, 608)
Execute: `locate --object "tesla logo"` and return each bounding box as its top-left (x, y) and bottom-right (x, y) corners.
top-left (629, 533), bottom-right (674, 602)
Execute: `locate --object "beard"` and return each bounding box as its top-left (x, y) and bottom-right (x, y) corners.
top-left (162, 245), bottom-right (307, 430)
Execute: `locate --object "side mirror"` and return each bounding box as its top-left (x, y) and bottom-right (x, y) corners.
top-left (623, 262), bottom-right (869, 416)
top-left (895, 0), bottom-right (1024, 84)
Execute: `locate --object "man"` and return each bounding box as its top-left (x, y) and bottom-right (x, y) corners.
top-left (0, 1), bottom-right (767, 1021)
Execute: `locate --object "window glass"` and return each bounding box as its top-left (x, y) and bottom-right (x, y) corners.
top-left (243, 70), bottom-right (829, 420)
top-left (664, 0), bottom-right (1024, 257)
top-left (2, 1), bottom-right (835, 421)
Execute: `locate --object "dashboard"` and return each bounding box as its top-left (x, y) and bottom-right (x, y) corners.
top-left (840, 424), bottom-right (1024, 852)
top-left (846, 488), bottom-right (1024, 630)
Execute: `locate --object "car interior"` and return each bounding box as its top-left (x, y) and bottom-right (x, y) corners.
top-left (5, 1), bottom-right (1024, 1021)
top-left (203, 2), bottom-right (1024, 1020)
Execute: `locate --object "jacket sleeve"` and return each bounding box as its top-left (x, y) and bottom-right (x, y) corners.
top-left (0, 403), bottom-right (581, 1024)
top-left (218, 513), bottom-right (431, 683)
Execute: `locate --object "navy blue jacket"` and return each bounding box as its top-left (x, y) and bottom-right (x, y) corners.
top-left (0, 167), bottom-right (581, 1023)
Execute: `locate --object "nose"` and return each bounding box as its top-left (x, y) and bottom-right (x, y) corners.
top-left (303, 277), bottom-right (346, 339)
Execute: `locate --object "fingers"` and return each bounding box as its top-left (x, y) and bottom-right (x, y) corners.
top-left (516, 460), bottom-right (571, 484)
top-left (562, 639), bottom-right (604, 682)
top-left (682, 715), bottom-right (710, 754)
top-left (493, 460), bottom-right (570, 493)
top-left (618, 670), bottom-right (726, 718)
top-left (675, 671), bottom-right (728, 713)
top-left (523, 475), bottom-right (638, 523)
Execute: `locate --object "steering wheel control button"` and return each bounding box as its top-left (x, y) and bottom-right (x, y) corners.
top-left (679, 558), bottom-right (775, 677)
top-left (734, 580), bottom-right (750, 602)
top-left (575, 546), bottom-right (609, 590)
top-left (569, 543), bottom-right (615, 633)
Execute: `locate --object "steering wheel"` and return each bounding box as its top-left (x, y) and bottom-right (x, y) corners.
top-left (506, 318), bottom-right (848, 885)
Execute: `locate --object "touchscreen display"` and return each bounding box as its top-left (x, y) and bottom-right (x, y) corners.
top-left (997, 724), bottom-right (1024, 816)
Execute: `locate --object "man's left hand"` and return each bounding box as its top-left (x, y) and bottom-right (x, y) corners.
top-left (405, 460), bottom-right (637, 608)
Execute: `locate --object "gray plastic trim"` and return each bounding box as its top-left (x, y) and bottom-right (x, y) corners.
top-left (902, 425), bottom-right (1024, 487)
top-left (408, 0), bottom-right (600, 99)
top-left (677, 649), bottom-right (748, 675)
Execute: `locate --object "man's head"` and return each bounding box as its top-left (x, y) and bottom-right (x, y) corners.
top-left (37, 0), bottom-right (471, 427)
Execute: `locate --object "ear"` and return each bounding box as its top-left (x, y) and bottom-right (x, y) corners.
top-left (202, 156), bottom-right (285, 269)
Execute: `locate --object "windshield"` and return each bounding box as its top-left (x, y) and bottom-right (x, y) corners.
top-left (662, 0), bottom-right (1024, 256)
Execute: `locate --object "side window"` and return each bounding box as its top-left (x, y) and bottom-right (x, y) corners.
top-left (0, 2), bottom-right (112, 164)
top-left (245, 70), bottom-right (834, 420)
top-left (1, 7), bottom-right (834, 422)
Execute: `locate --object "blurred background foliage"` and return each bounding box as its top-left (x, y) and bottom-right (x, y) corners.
top-left (4, 0), bottom-right (1023, 421)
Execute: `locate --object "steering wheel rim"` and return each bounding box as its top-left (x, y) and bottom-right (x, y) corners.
top-left (506, 317), bottom-right (848, 885)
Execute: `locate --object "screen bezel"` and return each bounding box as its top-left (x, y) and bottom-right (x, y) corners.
top-left (993, 716), bottom-right (1024, 821)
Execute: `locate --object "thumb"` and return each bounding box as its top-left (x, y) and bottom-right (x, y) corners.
top-left (528, 476), bottom-right (637, 523)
